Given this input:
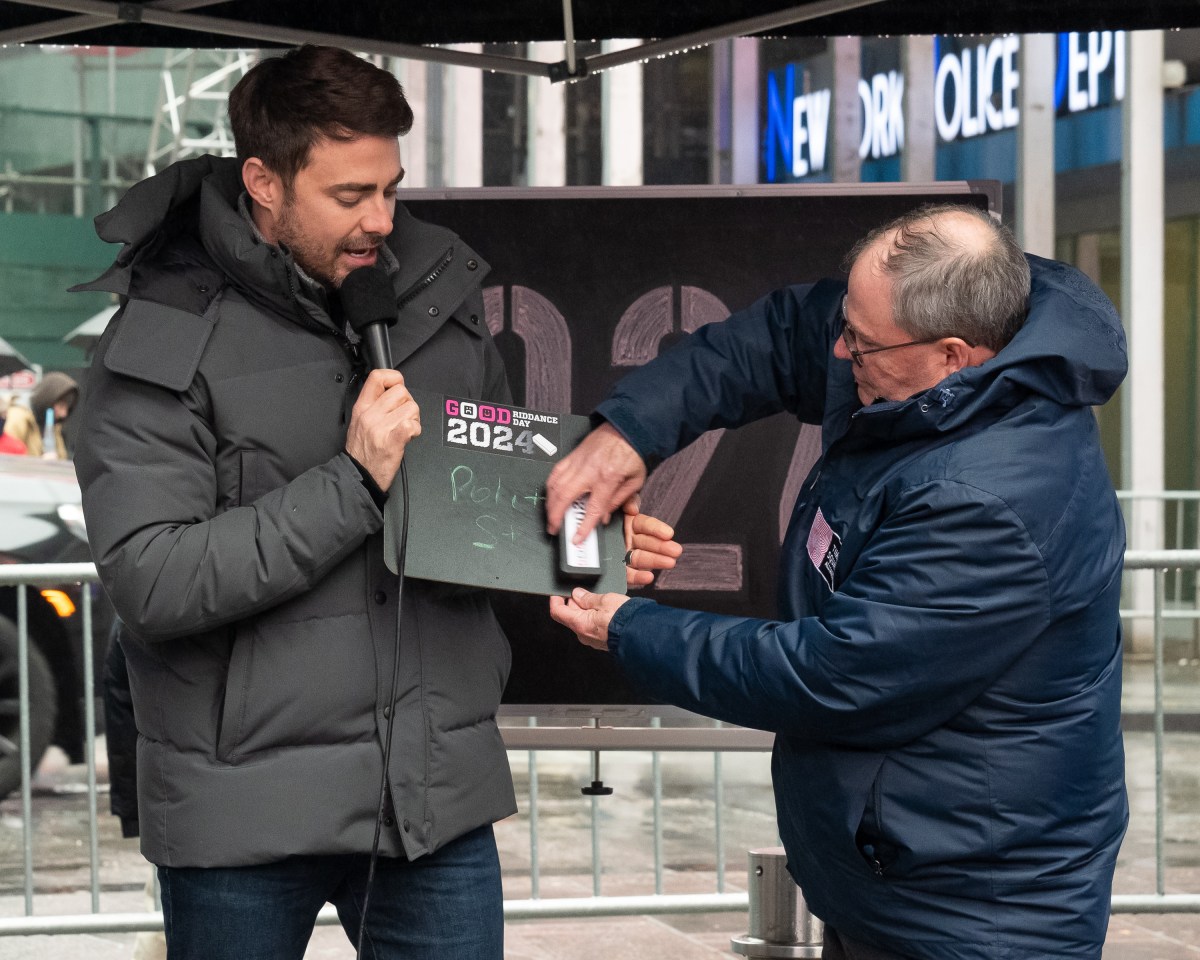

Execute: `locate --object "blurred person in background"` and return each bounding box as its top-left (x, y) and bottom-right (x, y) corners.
top-left (2, 371), bottom-right (78, 458)
top-left (0, 394), bottom-right (27, 454)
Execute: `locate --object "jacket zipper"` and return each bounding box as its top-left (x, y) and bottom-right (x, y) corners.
top-left (396, 246), bottom-right (454, 311)
top-left (871, 773), bottom-right (886, 877)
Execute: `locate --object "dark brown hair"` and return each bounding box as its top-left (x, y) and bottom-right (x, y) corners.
top-left (228, 45), bottom-right (413, 186)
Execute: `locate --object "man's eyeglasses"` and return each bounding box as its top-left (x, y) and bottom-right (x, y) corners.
top-left (839, 296), bottom-right (942, 368)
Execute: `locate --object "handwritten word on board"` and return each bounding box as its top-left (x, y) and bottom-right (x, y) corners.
top-left (385, 389), bottom-right (626, 597)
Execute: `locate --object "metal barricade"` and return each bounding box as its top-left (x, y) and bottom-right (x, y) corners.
top-left (0, 563), bottom-right (102, 923)
top-left (1118, 493), bottom-right (1200, 660)
top-left (2, 553), bottom-right (1200, 940)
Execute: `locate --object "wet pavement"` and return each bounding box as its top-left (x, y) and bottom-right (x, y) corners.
top-left (0, 660), bottom-right (1197, 958)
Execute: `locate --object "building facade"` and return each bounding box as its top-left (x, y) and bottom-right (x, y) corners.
top-left (1, 34), bottom-right (1198, 494)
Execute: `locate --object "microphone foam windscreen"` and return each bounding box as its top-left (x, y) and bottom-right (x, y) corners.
top-left (339, 264), bottom-right (397, 334)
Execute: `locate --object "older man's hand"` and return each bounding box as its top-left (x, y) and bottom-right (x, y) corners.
top-left (549, 588), bottom-right (631, 652)
top-left (546, 423), bottom-right (647, 544)
top-left (622, 503), bottom-right (682, 588)
top-left (550, 508), bottom-right (680, 651)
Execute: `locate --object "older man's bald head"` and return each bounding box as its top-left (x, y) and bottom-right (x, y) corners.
top-left (846, 204), bottom-right (1030, 352)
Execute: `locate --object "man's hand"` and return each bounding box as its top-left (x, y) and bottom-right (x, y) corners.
top-left (344, 369), bottom-right (421, 491)
top-left (546, 423), bottom-right (647, 543)
top-left (550, 507), bottom-right (679, 646)
top-left (623, 503), bottom-right (682, 589)
top-left (549, 588), bottom-right (630, 652)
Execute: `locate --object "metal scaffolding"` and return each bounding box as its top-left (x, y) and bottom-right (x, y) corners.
top-left (145, 48), bottom-right (253, 176)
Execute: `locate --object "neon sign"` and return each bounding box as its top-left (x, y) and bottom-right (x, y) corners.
top-left (763, 31), bottom-right (1128, 182)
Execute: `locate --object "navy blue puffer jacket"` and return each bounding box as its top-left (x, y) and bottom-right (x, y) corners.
top-left (599, 256), bottom-right (1129, 959)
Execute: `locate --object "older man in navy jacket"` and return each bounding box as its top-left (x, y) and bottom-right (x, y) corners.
top-left (547, 205), bottom-right (1128, 960)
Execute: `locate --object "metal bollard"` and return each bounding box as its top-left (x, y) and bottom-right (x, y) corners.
top-left (730, 846), bottom-right (823, 958)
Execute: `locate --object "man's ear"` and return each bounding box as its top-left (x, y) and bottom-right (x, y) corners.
top-left (940, 337), bottom-right (975, 374)
top-left (242, 157), bottom-right (283, 215)
top-left (940, 337), bottom-right (997, 375)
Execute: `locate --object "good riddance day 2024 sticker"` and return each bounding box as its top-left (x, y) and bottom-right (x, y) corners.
top-left (440, 396), bottom-right (563, 463)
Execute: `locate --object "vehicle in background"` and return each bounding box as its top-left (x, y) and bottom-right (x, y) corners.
top-left (0, 453), bottom-right (111, 798)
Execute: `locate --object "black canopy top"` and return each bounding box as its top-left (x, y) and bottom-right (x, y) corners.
top-left (2, 0), bottom-right (1197, 79)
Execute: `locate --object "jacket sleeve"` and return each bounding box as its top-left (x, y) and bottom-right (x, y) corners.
top-left (594, 281), bottom-right (838, 466)
top-left (609, 480), bottom-right (1053, 748)
top-left (101, 623), bottom-right (139, 837)
top-left (74, 317), bottom-right (384, 643)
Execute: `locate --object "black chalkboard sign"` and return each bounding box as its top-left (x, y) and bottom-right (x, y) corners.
top-left (400, 183), bottom-right (997, 715)
top-left (386, 388), bottom-right (626, 596)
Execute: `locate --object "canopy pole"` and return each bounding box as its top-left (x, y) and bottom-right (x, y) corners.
top-left (561, 0), bottom-right (577, 76)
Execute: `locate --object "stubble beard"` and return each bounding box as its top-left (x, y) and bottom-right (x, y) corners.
top-left (274, 199), bottom-right (341, 289)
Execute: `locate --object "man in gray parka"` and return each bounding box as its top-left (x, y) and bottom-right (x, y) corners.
top-left (73, 45), bottom-right (516, 959)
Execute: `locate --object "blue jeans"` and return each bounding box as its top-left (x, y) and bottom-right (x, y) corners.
top-left (157, 824), bottom-right (502, 960)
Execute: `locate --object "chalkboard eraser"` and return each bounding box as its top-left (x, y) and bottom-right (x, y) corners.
top-left (559, 495), bottom-right (602, 579)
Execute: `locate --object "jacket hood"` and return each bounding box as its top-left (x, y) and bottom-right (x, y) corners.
top-left (74, 155), bottom-right (229, 298)
top-left (72, 156), bottom-right (334, 332)
top-left (853, 255), bottom-right (1127, 441)
top-left (977, 255), bottom-right (1127, 407)
top-left (74, 156), bottom-right (483, 345)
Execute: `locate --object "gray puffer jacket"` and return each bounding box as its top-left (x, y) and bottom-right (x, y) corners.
top-left (73, 155), bottom-right (516, 868)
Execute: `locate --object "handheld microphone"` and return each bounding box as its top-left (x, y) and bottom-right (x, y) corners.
top-left (340, 263), bottom-right (397, 370)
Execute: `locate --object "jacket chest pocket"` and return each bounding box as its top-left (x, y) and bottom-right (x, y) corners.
top-left (235, 448), bottom-right (319, 506)
top-left (237, 450), bottom-right (269, 506)
top-left (212, 359), bottom-right (355, 508)
top-left (218, 445), bottom-right (322, 509)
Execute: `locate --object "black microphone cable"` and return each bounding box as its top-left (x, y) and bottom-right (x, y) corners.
top-left (340, 263), bottom-right (411, 960)
top-left (355, 454), bottom-right (409, 960)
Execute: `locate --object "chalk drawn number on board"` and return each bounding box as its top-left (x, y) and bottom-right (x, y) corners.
top-left (482, 281), bottom-right (826, 589)
top-left (483, 285), bottom-right (571, 411)
top-left (612, 285), bottom-right (744, 592)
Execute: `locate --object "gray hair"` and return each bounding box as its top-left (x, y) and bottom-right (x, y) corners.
top-left (845, 204), bottom-right (1030, 352)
